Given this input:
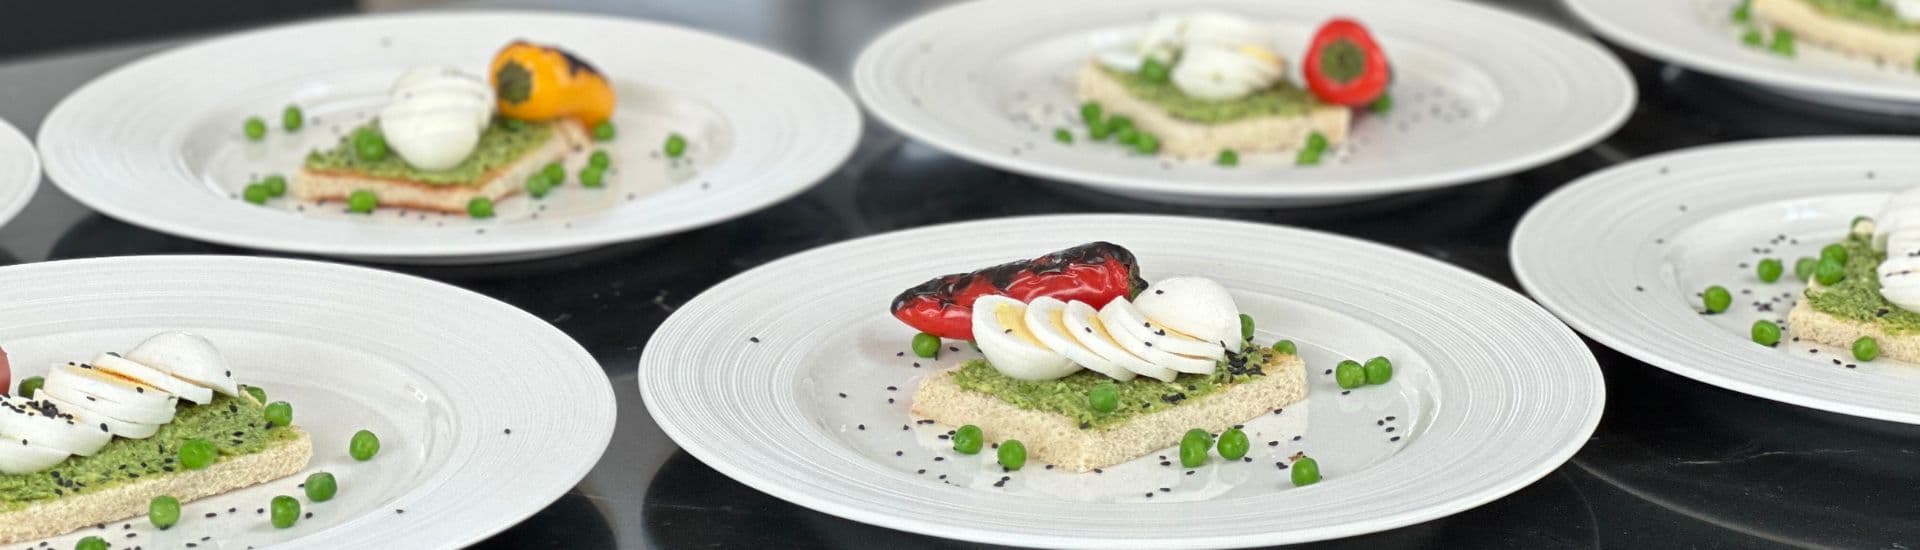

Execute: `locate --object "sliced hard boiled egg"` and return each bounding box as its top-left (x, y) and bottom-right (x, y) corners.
top-left (44, 361), bottom-right (184, 407)
top-left (1098, 298), bottom-right (1227, 360)
top-left (40, 394), bottom-right (161, 440)
top-left (1170, 43), bottom-right (1284, 101)
top-left (1095, 50), bottom-right (1148, 73)
top-left (380, 67), bottom-right (494, 171)
top-left (1024, 298), bottom-right (1137, 381)
top-left (0, 396), bottom-right (112, 456)
top-left (972, 296), bottom-right (1079, 380)
top-left (0, 438), bottom-right (69, 474)
top-left (1133, 276), bottom-right (1243, 349)
top-left (38, 381), bottom-right (176, 425)
top-left (127, 332), bottom-right (239, 398)
top-left (1879, 256), bottom-right (1920, 311)
top-left (90, 354), bottom-right (212, 405)
top-left (1061, 301), bottom-right (1178, 382)
top-left (1097, 299), bottom-right (1217, 375)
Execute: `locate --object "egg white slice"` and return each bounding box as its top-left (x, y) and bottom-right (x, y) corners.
top-left (1061, 301), bottom-right (1178, 382)
top-left (1133, 276), bottom-right (1244, 349)
top-left (45, 362), bottom-right (181, 407)
top-left (40, 395), bottom-right (161, 440)
top-left (127, 332), bottom-right (239, 398)
top-left (39, 382), bottom-right (176, 425)
top-left (1024, 298), bottom-right (1137, 381)
top-left (0, 438), bottom-right (69, 474)
top-left (0, 396), bottom-right (113, 456)
top-left (972, 296), bottom-right (1079, 381)
top-left (1097, 299), bottom-right (1217, 375)
top-left (90, 354), bottom-right (211, 405)
top-left (1099, 298), bottom-right (1227, 359)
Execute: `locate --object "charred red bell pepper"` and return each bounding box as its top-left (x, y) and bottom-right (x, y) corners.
top-left (892, 242), bottom-right (1148, 340)
top-left (1303, 18), bottom-right (1391, 107)
top-left (0, 344), bottom-right (10, 396)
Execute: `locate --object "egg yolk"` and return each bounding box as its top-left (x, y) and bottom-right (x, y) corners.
top-left (994, 303), bottom-right (1045, 347)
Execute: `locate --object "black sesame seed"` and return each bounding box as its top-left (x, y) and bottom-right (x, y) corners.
top-left (749, 337), bottom-right (761, 343)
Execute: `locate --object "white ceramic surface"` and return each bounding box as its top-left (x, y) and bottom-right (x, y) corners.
top-left (0, 255), bottom-right (616, 548)
top-left (37, 11), bottom-right (858, 263)
top-left (854, 0), bottom-right (1634, 207)
top-left (0, 118), bottom-right (38, 231)
top-left (1566, 0), bottom-right (1920, 113)
top-left (1513, 136), bottom-right (1920, 424)
top-left (641, 214), bottom-right (1604, 548)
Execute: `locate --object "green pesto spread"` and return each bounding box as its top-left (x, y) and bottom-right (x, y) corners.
top-left (950, 346), bottom-right (1279, 430)
top-left (1101, 67), bottom-right (1324, 124)
top-left (303, 117), bottom-right (553, 185)
top-left (1800, 0), bottom-right (1920, 33)
top-left (0, 394), bottom-right (298, 512)
top-left (1805, 232), bottom-right (1920, 334)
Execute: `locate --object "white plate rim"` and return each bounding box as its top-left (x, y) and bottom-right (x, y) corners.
top-left (852, 0), bottom-right (1636, 203)
top-left (1511, 135), bottom-right (1920, 424)
top-left (641, 213), bottom-right (1606, 548)
top-left (0, 118), bottom-right (38, 232)
top-left (36, 10), bottom-right (860, 260)
top-left (0, 254), bottom-right (618, 547)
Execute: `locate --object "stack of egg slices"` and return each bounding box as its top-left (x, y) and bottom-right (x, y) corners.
top-left (971, 276), bottom-right (1246, 382)
top-left (0, 333), bottom-right (242, 474)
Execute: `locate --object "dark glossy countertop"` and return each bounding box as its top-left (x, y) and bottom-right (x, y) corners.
top-left (3, 1), bottom-right (1919, 548)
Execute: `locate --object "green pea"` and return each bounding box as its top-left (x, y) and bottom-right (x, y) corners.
top-left (17, 376), bottom-right (43, 399)
top-left (75, 536), bottom-right (107, 550)
top-left (464, 197), bottom-right (494, 219)
top-left (351, 128), bottom-right (388, 161)
top-left (271, 495), bottom-right (301, 529)
top-left (243, 183), bottom-right (271, 205)
top-left (1741, 29), bottom-right (1764, 47)
top-left (1815, 258), bottom-right (1845, 286)
top-left (589, 150), bottom-right (612, 170)
top-left (1216, 428), bottom-right (1249, 460)
top-left (1334, 360), bottom-right (1365, 389)
top-left (1217, 149), bottom-right (1239, 166)
top-left (541, 162), bottom-right (565, 184)
top-left (1107, 115), bottom-right (1134, 133)
top-left (664, 133), bottom-right (688, 157)
top-left (1271, 340), bottom-right (1297, 355)
top-left (1820, 244), bottom-right (1849, 264)
top-left (1756, 258), bottom-right (1783, 283)
top-left (580, 167), bottom-right (607, 188)
top-left (593, 121), bottom-right (617, 141)
top-left (1079, 101), bottom-right (1102, 124)
top-left (905, 333), bottom-right (939, 359)
top-left (1306, 132), bottom-right (1330, 152)
top-left (262, 174), bottom-right (288, 198)
top-left (504, 118), bottom-right (526, 131)
top-left (1703, 285), bottom-right (1733, 313)
top-left (179, 439), bottom-right (216, 470)
top-left (347, 189), bottom-right (378, 214)
top-left (1290, 456), bottom-right (1322, 486)
top-left (1732, 0), bottom-right (1751, 22)
top-left (1088, 383), bottom-right (1118, 414)
top-left (243, 385), bottom-right (267, 404)
top-left (1295, 147), bottom-right (1323, 166)
top-left (244, 117), bottom-right (267, 141)
top-left (282, 105), bottom-right (304, 131)
top-left (349, 429), bottom-right (381, 461)
top-left (264, 401), bottom-right (293, 427)
top-left (149, 495), bottom-right (181, 529)
top-left (1179, 429), bottom-right (1211, 468)
top-left (1115, 127), bottom-right (1141, 147)
top-left (997, 439), bottom-right (1027, 470)
top-left (1054, 128), bottom-right (1073, 144)
top-left (1139, 57), bottom-right (1170, 83)
top-left (1239, 313), bottom-right (1255, 342)
top-left (1363, 356), bottom-right (1393, 385)
top-left (527, 175), bottom-right (555, 198)
top-left (1751, 320), bottom-right (1781, 347)
top-left (1369, 93), bottom-right (1394, 114)
top-left (952, 424), bottom-right (983, 454)
top-left (1088, 118), bottom-right (1114, 141)
top-left (305, 472), bottom-right (338, 502)
top-left (1132, 133), bottom-right (1159, 154)
top-left (1853, 336), bottom-right (1880, 362)
top-left (1770, 29), bottom-right (1796, 56)
top-left (1795, 257), bottom-right (1818, 281)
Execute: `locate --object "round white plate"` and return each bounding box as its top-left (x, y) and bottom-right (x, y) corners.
top-left (0, 255), bottom-right (616, 548)
top-left (1513, 136), bottom-right (1920, 424)
top-left (641, 214), bottom-right (1604, 548)
top-left (853, 0), bottom-right (1633, 207)
top-left (38, 11), bottom-right (858, 264)
top-left (0, 118), bottom-right (38, 231)
top-left (1566, 0), bottom-right (1920, 113)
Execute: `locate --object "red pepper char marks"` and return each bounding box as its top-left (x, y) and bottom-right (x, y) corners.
top-left (891, 242), bottom-right (1148, 340)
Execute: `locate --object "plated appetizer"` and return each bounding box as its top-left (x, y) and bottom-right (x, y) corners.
top-left (1741, 0), bottom-right (1920, 65)
top-left (0, 332), bottom-right (316, 544)
top-left (1775, 190), bottom-right (1920, 362)
top-left (1074, 12), bottom-right (1390, 163)
top-left (898, 243), bottom-right (1345, 474)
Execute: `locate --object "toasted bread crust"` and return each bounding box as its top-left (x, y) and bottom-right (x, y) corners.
top-left (1075, 62), bottom-right (1350, 159)
top-left (1754, 0), bottom-right (1920, 65)
top-left (910, 353), bottom-right (1307, 472)
top-left (0, 428), bottom-right (313, 544)
top-left (291, 120), bottom-right (589, 213)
